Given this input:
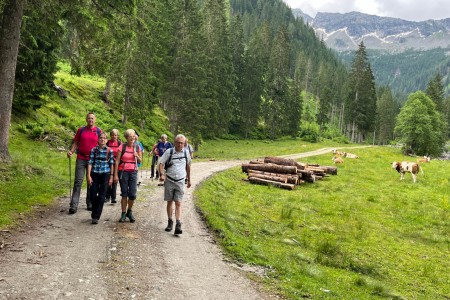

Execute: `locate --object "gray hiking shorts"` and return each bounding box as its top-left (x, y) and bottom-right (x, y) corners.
top-left (164, 179), bottom-right (185, 201)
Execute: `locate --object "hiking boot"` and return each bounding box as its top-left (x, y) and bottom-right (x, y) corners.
top-left (119, 212), bottom-right (127, 223)
top-left (165, 219), bottom-right (173, 232)
top-left (92, 219), bottom-right (99, 224)
top-left (68, 208), bottom-right (77, 214)
top-left (111, 199), bottom-right (117, 204)
top-left (126, 209), bottom-right (135, 223)
top-left (87, 205), bottom-right (92, 211)
top-left (174, 222), bottom-right (182, 235)
top-left (105, 198), bottom-right (110, 203)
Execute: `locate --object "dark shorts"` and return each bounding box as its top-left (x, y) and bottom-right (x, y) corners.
top-left (119, 170), bottom-right (138, 200)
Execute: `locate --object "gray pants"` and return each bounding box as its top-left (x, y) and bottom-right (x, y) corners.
top-left (70, 158), bottom-right (91, 210)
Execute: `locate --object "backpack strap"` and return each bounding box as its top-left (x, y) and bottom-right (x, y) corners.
top-left (80, 126), bottom-right (101, 137)
top-left (93, 146), bottom-right (111, 166)
top-left (119, 143), bottom-right (139, 170)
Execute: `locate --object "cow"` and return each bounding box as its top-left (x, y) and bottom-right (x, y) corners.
top-left (331, 149), bottom-right (344, 156)
top-left (343, 152), bottom-right (359, 159)
top-left (391, 161), bottom-right (423, 183)
top-left (417, 156), bottom-right (431, 163)
top-left (332, 156), bottom-right (344, 164)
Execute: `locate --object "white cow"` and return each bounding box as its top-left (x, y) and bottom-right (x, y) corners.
top-left (391, 161), bottom-right (423, 183)
top-left (343, 152), bottom-right (359, 159)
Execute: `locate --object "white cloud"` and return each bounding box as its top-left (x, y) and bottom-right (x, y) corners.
top-left (283, 0), bottom-right (450, 21)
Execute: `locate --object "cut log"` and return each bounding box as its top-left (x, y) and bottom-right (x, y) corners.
top-left (242, 163), bottom-right (297, 174)
top-left (249, 159), bottom-right (265, 164)
top-left (248, 177), bottom-right (296, 190)
top-left (264, 156), bottom-right (297, 167)
top-left (319, 166), bottom-right (338, 175)
top-left (302, 175), bottom-right (316, 183)
top-left (248, 170), bottom-right (299, 185)
top-left (247, 173), bottom-right (288, 183)
top-left (297, 169), bottom-right (314, 177)
top-left (305, 164), bottom-right (337, 175)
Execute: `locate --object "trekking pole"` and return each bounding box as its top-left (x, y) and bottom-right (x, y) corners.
top-left (147, 153), bottom-right (150, 179)
top-left (69, 156), bottom-right (72, 201)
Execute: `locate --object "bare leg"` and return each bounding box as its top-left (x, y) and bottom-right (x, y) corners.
top-left (166, 200), bottom-right (174, 219)
top-left (121, 196), bottom-right (127, 212)
top-left (175, 201), bottom-right (182, 221)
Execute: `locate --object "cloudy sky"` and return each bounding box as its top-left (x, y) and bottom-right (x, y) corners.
top-left (283, 0), bottom-right (450, 21)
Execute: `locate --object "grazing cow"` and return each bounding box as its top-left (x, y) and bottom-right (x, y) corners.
top-left (417, 156), bottom-right (431, 163)
top-left (391, 161), bottom-right (422, 183)
top-left (332, 156), bottom-right (344, 164)
top-left (343, 152), bottom-right (359, 159)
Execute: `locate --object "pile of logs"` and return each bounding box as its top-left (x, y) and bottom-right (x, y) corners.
top-left (241, 156), bottom-right (337, 190)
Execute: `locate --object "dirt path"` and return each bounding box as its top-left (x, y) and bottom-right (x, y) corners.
top-left (0, 146), bottom-right (367, 299)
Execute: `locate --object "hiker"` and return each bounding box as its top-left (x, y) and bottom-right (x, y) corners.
top-left (158, 134), bottom-right (192, 235)
top-left (184, 138), bottom-right (194, 159)
top-left (183, 138), bottom-right (194, 184)
top-left (114, 129), bottom-right (142, 223)
top-left (67, 112), bottom-right (102, 214)
top-left (134, 131), bottom-right (144, 168)
top-left (105, 129), bottom-right (121, 204)
top-left (156, 134), bottom-right (173, 163)
top-left (87, 132), bottom-right (114, 224)
top-left (149, 139), bottom-right (160, 179)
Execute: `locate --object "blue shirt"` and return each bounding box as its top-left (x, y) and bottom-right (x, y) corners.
top-left (156, 141), bottom-right (173, 158)
top-left (89, 146), bottom-right (114, 174)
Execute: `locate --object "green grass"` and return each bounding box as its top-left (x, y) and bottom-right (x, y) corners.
top-left (194, 138), bottom-right (348, 160)
top-left (195, 146), bottom-right (450, 299)
top-left (0, 133), bottom-right (67, 226)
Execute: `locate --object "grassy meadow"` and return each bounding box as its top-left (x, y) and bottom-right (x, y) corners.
top-left (194, 138), bottom-right (346, 160)
top-left (195, 146), bottom-right (450, 299)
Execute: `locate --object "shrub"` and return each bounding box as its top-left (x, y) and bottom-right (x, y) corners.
top-left (299, 122), bottom-right (321, 143)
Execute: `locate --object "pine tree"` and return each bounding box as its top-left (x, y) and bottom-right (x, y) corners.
top-left (240, 23), bottom-right (271, 138)
top-left (229, 15), bottom-right (245, 134)
top-left (162, 0), bottom-right (209, 145)
top-left (346, 41), bottom-right (377, 142)
top-left (14, 1), bottom-right (62, 111)
top-left (426, 73), bottom-right (445, 114)
top-left (263, 25), bottom-right (290, 139)
top-left (202, 0), bottom-right (235, 137)
top-left (376, 87), bottom-right (398, 145)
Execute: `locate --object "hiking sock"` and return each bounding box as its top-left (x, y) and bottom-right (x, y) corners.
top-left (174, 220), bottom-right (182, 235)
top-left (126, 209), bottom-right (135, 223)
top-left (119, 212), bottom-right (127, 222)
top-left (165, 219), bottom-right (173, 232)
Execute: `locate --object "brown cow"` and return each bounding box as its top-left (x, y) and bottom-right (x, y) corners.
top-left (332, 156), bottom-right (344, 164)
top-left (391, 161), bottom-right (423, 183)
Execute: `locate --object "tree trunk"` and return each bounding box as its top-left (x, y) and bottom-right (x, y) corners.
top-left (102, 79), bottom-right (111, 104)
top-left (0, 0), bottom-right (25, 163)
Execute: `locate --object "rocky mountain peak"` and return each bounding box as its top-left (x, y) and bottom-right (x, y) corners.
top-left (293, 9), bottom-right (450, 52)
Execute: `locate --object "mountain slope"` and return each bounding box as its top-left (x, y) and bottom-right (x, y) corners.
top-left (294, 10), bottom-right (450, 51)
top-left (292, 9), bottom-right (450, 96)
